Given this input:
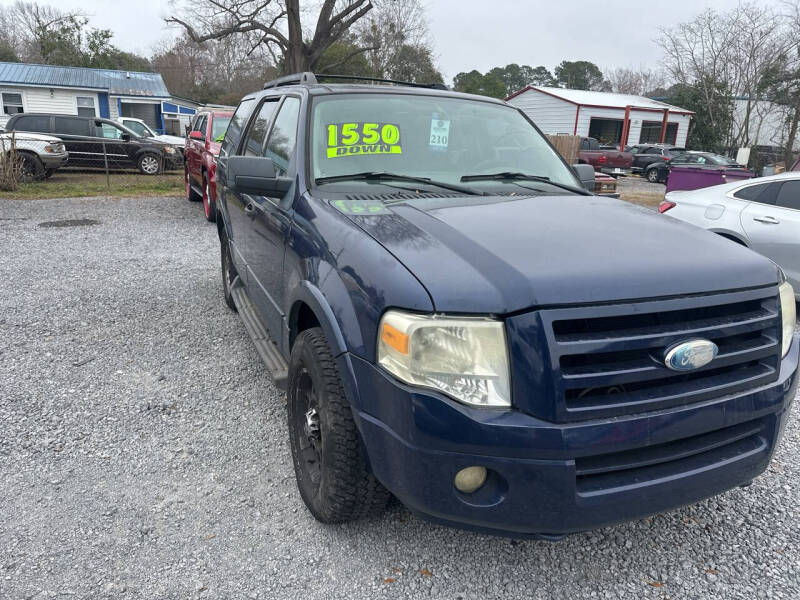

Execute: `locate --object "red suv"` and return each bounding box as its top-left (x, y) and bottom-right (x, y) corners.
top-left (185, 110), bottom-right (233, 221)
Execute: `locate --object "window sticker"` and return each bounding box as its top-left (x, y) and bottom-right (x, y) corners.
top-left (429, 117), bottom-right (450, 150)
top-left (326, 122), bottom-right (402, 158)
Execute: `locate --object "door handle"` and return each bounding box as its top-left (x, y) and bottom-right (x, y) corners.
top-left (244, 202), bottom-right (256, 217)
top-left (753, 215), bottom-right (780, 224)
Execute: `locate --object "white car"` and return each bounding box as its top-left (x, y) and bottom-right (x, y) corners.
top-left (660, 172), bottom-right (800, 297)
top-left (115, 117), bottom-right (185, 148)
top-left (0, 131), bottom-right (68, 180)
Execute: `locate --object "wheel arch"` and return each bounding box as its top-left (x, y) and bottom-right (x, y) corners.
top-left (286, 281), bottom-right (360, 414)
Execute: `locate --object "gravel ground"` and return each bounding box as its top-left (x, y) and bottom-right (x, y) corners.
top-left (1, 195), bottom-right (798, 600)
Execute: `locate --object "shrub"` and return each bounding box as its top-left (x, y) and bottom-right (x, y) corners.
top-left (0, 133), bottom-right (22, 192)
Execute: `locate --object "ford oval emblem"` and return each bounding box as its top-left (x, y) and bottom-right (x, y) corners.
top-left (664, 339), bottom-right (718, 371)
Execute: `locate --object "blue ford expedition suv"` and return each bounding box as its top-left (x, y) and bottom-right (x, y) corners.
top-left (215, 72), bottom-right (798, 538)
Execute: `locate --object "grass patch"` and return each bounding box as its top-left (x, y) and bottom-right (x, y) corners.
top-left (2, 170), bottom-right (183, 200)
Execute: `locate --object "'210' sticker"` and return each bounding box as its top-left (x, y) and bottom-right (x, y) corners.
top-left (327, 122), bottom-right (401, 158)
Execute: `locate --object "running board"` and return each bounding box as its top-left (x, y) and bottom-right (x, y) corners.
top-left (230, 276), bottom-right (288, 390)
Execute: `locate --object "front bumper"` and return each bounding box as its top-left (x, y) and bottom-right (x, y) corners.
top-left (347, 335), bottom-right (798, 537)
top-left (41, 153), bottom-right (68, 169)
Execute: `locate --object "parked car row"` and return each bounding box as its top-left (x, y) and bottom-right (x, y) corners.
top-left (3, 113), bottom-right (182, 175)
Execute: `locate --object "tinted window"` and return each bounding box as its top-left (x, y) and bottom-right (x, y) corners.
top-left (265, 97), bottom-right (300, 176)
top-left (221, 99), bottom-right (255, 156)
top-left (13, 115), bottom-right (50, 132)
top-left (775, 180), bottom-right (800, 211)
top-left (195, 115), bottom-right (207, 135)
top-left (54, 117), bottom-right (88, 136)
top-left (733, 183), bottom-right (769, 201)
top-left (241, 99), bottom-right (279, 157)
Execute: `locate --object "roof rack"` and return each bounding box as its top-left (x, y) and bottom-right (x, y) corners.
top-left (263, 71), bottom-right (447, 91)
top-left (263, 72), bottom-right (318, 89)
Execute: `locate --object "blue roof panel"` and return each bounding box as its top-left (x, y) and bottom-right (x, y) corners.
top-left (0, 62), bottom-right (169, 97)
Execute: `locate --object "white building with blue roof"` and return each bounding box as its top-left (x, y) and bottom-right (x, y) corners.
top-left (0, 62), bottom-right (198, 135)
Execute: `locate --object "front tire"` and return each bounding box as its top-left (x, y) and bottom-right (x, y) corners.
top-left (138, 153), bottom-right (162, 176)
top-left (202, 172), bottom-right (216, 222)
top-left (18, 153), bottom-right (45, 182)
top-left (647, 168), bottom-right (661, 183)
top-left (287, 328), bottom-right (390, 523)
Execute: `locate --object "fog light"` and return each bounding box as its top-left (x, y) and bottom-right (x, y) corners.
top-left (454, 466), bottom-right (487, 494)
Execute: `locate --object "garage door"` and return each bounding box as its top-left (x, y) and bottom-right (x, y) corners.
top-left (120, 103), bottom-right (159, 130)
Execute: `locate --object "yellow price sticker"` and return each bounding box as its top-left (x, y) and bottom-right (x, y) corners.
top-left (326, 122), bottom-right (402, 158)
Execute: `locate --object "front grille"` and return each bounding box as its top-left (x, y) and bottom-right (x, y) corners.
top-left (539, 287), bottom-right (781, 421)
top-left (574, 417), bottom-right (768, 496)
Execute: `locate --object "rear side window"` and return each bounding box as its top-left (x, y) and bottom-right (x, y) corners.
top-left (240, 99), bottom-right (280, 157)
top-left (265, 97), bottom-right (300, 176)
top-left (775, 180), bottom-right (800, 211)
top-left (733, 183), bottom-right (769, 201)
top-left (221, 99), bottom-right (255, 157)
top-left (54, 117), bottom-right (88, 136)
top-left (13, 115), bottom-right (50, 132)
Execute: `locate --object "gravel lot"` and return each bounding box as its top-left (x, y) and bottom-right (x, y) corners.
top-left (1, 195), bottom-right (798, 599)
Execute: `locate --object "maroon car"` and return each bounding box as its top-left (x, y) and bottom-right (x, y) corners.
top-left (579, 136), bottom-right (633, 175)
top-left (185, 110), bottom-right (233, 222)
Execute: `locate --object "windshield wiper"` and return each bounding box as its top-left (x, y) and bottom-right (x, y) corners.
top-left (315, 171), bottom-right (485, 196)
top-left (460, 171), bottom-right (589, 195)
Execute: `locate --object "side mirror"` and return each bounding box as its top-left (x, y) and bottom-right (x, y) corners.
top-left (189, 130), bottom-right (204, 141)
top-left (120, 133), bottom-right (131, 142)
top-left (572, 163), bottom-right (596, 191)
top-left (227, 155), bottom-right (293, 196)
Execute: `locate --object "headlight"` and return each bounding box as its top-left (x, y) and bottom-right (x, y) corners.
top-left (44, 144), bottom-right (58, 153)
top-left (377, 310), bottom-right (511, 407)
top-left (163, 146), bottom-right (176, 154)
top-left (779, 281), bottom-right (795, 358)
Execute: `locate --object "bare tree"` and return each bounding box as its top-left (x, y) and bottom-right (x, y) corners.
top-left (0, 1), bottom-right (86, 62)
top-left (658, 2), bottom-right (794, 148)
top-left (166, 0), bottom-right (377, 73)
top-left (606, 66), bottom-right (665, 96)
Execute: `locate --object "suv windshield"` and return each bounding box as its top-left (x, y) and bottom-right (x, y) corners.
top-left (212, 116), bottom-right (232, 142)
top-left (310, 93), bottom-right (580, 190)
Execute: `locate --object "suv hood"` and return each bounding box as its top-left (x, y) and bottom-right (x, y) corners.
top-left (332, 193), bottom-right (779, 313)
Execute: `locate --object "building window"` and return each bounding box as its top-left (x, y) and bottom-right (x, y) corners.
top-left (2, 92), bottom-right (23, 115)
top-left (76, 96), bottom-right (96, 117)
top-left (639, 121), bottom-right (679, 145)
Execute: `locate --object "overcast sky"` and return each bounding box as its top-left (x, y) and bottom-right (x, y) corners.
top-left (0, 0), bottom-right (781, 81)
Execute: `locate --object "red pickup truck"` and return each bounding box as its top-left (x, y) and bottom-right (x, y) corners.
top-left (185, 110), bottom-right (233, 222)
top-left (579, 137), bottom-right (633, 175)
